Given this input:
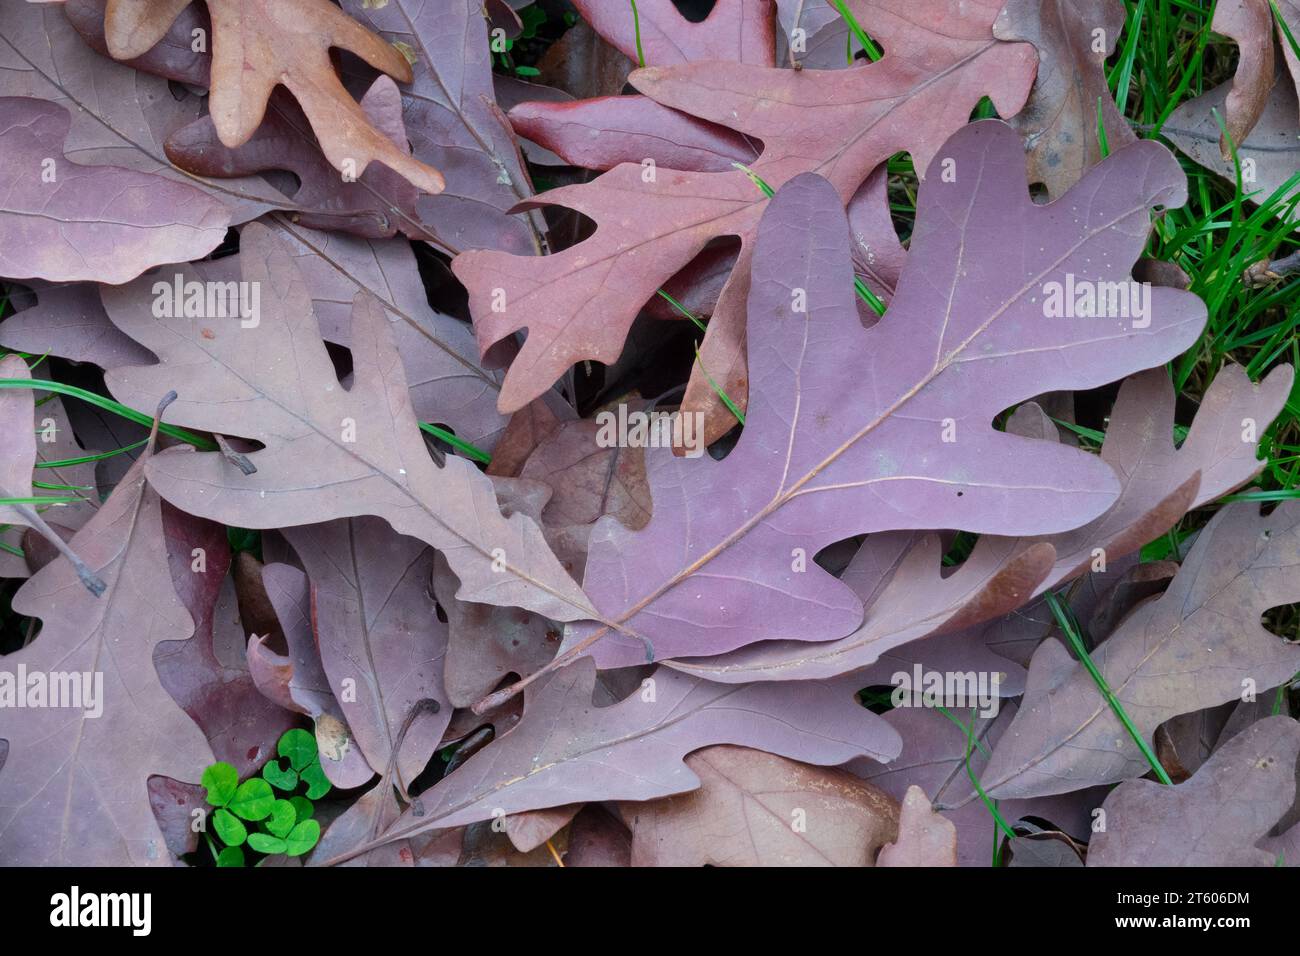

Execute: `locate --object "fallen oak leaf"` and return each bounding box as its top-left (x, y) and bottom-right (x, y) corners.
top-left (993, 0), bottom-right (1137, 197)
top-left (572, 0), bottom-right (777, 66)
top-left (507, 93), bottom-right (756, 174)
top-left (0, 279), bottom-right (156, 371)
top-left (534, 15), bottom-right (634, 103)
top-left (876, 785), bottom-right (957, 867)
top-left (668, 534), bottom-right (1057, 684)
top-left (1206, 0), bottom-right (1300, 153)
top-left (102, 0), bottom-right (445, 194)
top-left (339, 0), bottom-right (544, 255)
top-left (100, 222), bottom-right (599, 627)
top-left (432, 553), bottom-right (557, 710)
top-left (1087, 716), bottom-right (1300, 866)
top-left (154, 504), bottom-right (296, 777)
top-left (0, 389), bottom-right (100, 578)
top-left (493, 73), bottom-right (577, 169)
top-left (251, 561), bottom-right (375, 789)
top-left (621, 745), bottom-right (901, 866)
top-left (517, 410), bottom-right (652, 573)
top-left (1082, 559), bottom-right (1181, 654)
top-left (2, 0), bottom-right (286, 224)
top-left (563, 805), bottom-right (632, 866)
top-left (452, 0), bottom-right (1037, 440)
top-left (1018, 360), bottom-right (1292, 595)
top-left (548, 124), bottom-right (1205, 674)
top-left (17, 224), bottom-right (509, 452)
top-left (502, 804), bottom-right (582, 855)
top-left (1261, 818), bottom-right (1300, 865)
top-left (852, 704), bottom-right (1109, 867)
top-left (165, 78), bottom-right (428, 240)
top-left (0, 95), bottom-right (230, 284)
top-left (65, 0), bottom-right (211, 87)
top-left (675, 359), bottom-right (1289, 685)
top-left (266, 218), bottom-right (512, 453)
top-left (776, 0), bottom-right (853, 70)
top-left (282, 517), bottom-right (450, 790)
top-left (979, 500), bottom-right (1300, 801)
top-left (923, 357), bottom-right (1288, 668)
top-left (1280, 1), bottom-right (1300, 111)
top-left (0, 448), bottom-right (215, 865)
top-left (76, 0), bottom-right (432, 238)
top-left (146, 774), bottom-right (208, 861)
top-left (232, 551), bottom-right (286, 644)
top-left (1163, 78), bottom-right (1300, 220)
top-left (1005, 831), bottom-right (1085, 866)
top-left (506, 0), bottom-right (769, 175)
top-left (981, 553), bottom-right (1145, 668)
top-left (0, 354), bottom-right (106, 595)
top-left (457, 819), bottom-right (568, 866)
top-left (311, 781), bottom-right (415, 867)
top-left (1156, 698), bottom-right (1237, 785)
top-left (1213, 0), bottom-right (1280, 153)
top-left (322, 657), bottom-right (901, 864)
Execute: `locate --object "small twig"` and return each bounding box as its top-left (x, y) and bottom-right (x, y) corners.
top-left (545, 839), bottom-right (566, 867)
top-left (1244, 249), bottom-right (1300, 287)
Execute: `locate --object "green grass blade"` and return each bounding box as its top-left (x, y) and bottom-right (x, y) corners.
top-left (629, 0), bottom-right (646, 67)
top-left (1044, 591), bottom-right (1173, 785)
top-left (0, 378), bottom-right (215, 450)
top-left (829, 0), bottom-right (883, 61)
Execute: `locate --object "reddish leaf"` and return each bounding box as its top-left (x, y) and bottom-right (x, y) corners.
top-left (453, 0), bottom-right (1036, 436)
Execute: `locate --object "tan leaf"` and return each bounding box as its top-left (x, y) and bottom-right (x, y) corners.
top-left (103, 0), bottom-right (444, 193)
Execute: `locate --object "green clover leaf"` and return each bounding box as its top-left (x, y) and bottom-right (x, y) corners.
top-left (213, 807), bottom-right (247, 847)
top-left (201, 761), bottom-right (238, 807)
top-left (278, 728), bottom-right (318, 772)
top-left (299, 760), bottom-right (331, 800)
top-left (285, 820), bottom-right (321, 857)
top-left (216, 846), bottom-right (246, 868)
top-left (263, 758), bottom-right (298, 791)
top-left (228, 777), bottom-right (275, 821)
top-left (247, 832), bottom-right (287, 855)
top-left (266, 799), bottom-right (297, 838)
